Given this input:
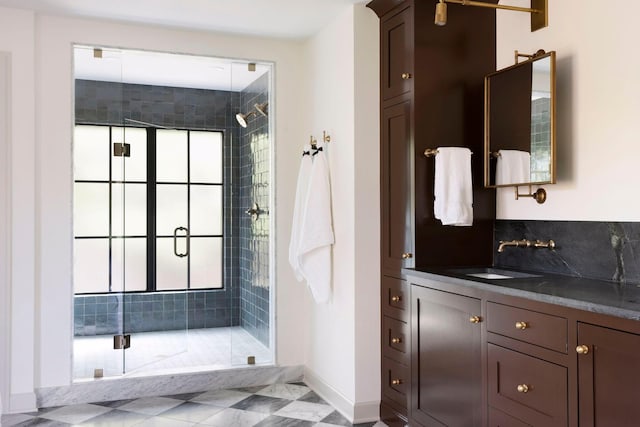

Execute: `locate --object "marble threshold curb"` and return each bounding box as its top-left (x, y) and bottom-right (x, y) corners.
top-left (36, 365), bottom-right (304, 409)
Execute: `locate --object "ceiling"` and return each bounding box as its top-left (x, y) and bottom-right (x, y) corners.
top-left (0, 0), bottom-right (370, 90)
top-left (0, 0), bottom-right (369, 39)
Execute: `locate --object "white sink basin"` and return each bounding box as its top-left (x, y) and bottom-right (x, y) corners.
top-left (466, 272), bottom-right (515, 280)
top-left (449, 268), bottom-right (541, 280)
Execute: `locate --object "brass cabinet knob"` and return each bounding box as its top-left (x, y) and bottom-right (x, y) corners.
top-left (517, 384), bottom-right (530, 393)
top-left (391, 379), bottom-right (402, 385)
top-left (576, 345), bottom-right (590, 355)
top-left (469, 316), bottom-right (482, 324)
top-left (390, 295), bottom-right (401, 303)
top-left (401, 252), bottom-right (413, 259)
top-left (515, 321), bottom-right (528, 330)
top-left (391, 337), bottom-right (401, 344)
top-left (401, 72), bottom-right (412, 80)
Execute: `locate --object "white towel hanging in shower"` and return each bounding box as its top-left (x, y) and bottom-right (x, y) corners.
top-left (289, 145), bottom-right (314, 281)
top-left (297, 143), bottom-right (334, 303)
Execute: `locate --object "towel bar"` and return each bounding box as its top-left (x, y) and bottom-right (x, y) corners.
top-left (424, 148), bottom-right (473, 158)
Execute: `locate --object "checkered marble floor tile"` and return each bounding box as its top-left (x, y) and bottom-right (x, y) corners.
top-left (1, 383), bottom-right (388, 427)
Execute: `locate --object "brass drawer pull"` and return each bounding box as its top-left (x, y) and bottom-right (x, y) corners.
top-left (401, 72), bottom-right (412, 80)
top-left (576, 345), bottom-right (589, 355)
top-left (391, 295), bottom-right (401, 303)
top-left (391, 379), bottom-right (402, 386)
top-left (391, 337), bottom-right (402, 344)
top-left (515, 321), bottom-right (528, 330)
top-left (517, 384), bottom-right (530, 393)
top-left (469, 316), bottom-right (482, 324)
top-left (401, 252), bottom-right (413, 259)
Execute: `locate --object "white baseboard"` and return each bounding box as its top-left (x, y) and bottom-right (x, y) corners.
top-left (303, 367), bottom-right (380, 424)
top-left (8, 392), bottom-right (37, 414)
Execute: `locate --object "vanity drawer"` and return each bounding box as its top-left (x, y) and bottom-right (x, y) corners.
top-left (382, 316), bottom-right (409, 364)
top-left (488, 344), bottom-right (567, 427)
top-left (382, 356), bottom-right (409, 409)
top-left (382, 276), bottom-right (409, 322)
top-left (489, 407), bottom-right (532, 427)
top-left (487, 302), bottom-right (567, 353)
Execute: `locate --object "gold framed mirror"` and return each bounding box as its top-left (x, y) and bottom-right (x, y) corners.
top-left (484, 50), bottom-right (556, 189)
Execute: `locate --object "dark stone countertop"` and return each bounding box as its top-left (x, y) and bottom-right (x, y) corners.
top-left (403, 267), bottom-right (640, 321)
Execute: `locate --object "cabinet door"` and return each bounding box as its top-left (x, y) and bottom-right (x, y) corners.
top-left (577, 322), bottom-right (640, 427)
top-left (381, 100), bottom-right (413, 276)
top-left (411, 285), bottom-right (482, 427)
top-left (381, 6), bottom-right (413, 100)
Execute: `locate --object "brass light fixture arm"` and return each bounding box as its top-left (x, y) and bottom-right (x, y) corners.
top-left (438, 0), bottom-right (548, 32)
top-left (444, 0), bottom-right (541, 14)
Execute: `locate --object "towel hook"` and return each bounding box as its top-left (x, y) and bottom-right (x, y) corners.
top-left (323, 131), bottom-right (331, 143)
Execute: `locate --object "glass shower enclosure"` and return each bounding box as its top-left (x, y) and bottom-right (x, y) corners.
top-left (72, 46), bottom-right (273, 379)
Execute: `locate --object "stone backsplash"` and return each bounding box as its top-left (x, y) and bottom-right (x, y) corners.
top-left (494, 220), bottom-right (640, 285)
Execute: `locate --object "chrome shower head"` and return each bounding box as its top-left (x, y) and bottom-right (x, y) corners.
top-left (235, 102), bottom-right (269, 128)
top-left (235, 112), bottom-right (253, 128)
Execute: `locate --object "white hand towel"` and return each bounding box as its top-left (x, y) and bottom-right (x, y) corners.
top-left (298, 144), bottom-right (334, 303)
top-left (495, 150), bottom-right (531, 185)
top-left (288, 145), bottom-right (313, 281)
top-left (433, 147), bottom-right (473, 226)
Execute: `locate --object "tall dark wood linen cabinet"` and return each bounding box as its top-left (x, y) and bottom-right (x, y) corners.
top-left (366, 0), bottom-right (497, 425)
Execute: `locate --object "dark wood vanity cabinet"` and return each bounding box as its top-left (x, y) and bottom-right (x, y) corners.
top-left (380, 276), bottom-right (411, 424)
top-left (381, 6), bottom-right (413, 102)
top-left (411, 285), bottom-right (483, 427)
top-left (368, 0), bottom-right (497, 422)
top-left (408, 273), bottom-right (640, 427)
top-left (577, 323), bottom-right (640, 426)
top-left (381, 97), bottom-right (413, 276)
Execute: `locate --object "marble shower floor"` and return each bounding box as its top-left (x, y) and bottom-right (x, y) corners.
top-left (74, 327), bottom-right (272, 379)
top-left (1, 382), bottom-right (387, 427)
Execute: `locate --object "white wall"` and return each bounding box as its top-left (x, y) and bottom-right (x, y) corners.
top-left (0, 51), bottom-right (10, 415)
top-left (0, 3), bottom-right (381, 417)
top-left (0, 7), bottom-right (310, 413)
top-left (0, 7), bottom-right (37, 414)
top-left (496, 1), bottom-right (640, 220)
top-left (302, 4), bottom-right (380, 423)
top-left (352, 3), bottom-right (381, 417)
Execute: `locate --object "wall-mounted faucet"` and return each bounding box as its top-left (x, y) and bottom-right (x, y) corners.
top-left (498, 239), bottom-right (555, 253)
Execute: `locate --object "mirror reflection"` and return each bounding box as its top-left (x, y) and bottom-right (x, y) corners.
top-left (485, 50), bottom-right (556, 187)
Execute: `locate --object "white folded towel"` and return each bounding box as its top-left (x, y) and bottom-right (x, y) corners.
top-left (495, 150), bottom-right (531, 185)
top-left (433, 147), bottom-right (473, 226)
top-left (288, 145), bottom-right (313, 282)
top-left (298, 144), bottom-right (334, 303)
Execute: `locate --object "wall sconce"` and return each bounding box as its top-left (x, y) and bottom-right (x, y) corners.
top-left (434, 0), bottom-right (548, 32)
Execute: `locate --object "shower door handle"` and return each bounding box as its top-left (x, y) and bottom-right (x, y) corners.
top-left (173, 226), bottom-right (189, 258)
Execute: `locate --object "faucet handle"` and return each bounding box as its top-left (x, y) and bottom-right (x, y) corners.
top-left (534, 239), bottom-right (556, 249)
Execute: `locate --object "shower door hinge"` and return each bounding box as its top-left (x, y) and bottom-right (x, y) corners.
top-left (113, 142), bottom-right (130, 157)
top-left (113, 334), bottom-right (131, 349)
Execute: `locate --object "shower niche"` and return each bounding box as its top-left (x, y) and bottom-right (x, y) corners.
top-left (72, 46), bottom-right (274, 379)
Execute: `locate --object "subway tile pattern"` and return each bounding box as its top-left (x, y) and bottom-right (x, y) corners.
top-left (2, 383), bottom-right (384, 427)
top-left (530, 97), bottom-right (551, 183)
top-left (75, 80), bottom-right (239, 131)
top-left (74, 291), bottom-right (233, 336)
top-left (74, 77), bottom-right (271, 342)
top-left (495, 220), bottom-right (640, 285)
top-left (237, 73), bottom-right (271, 347)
